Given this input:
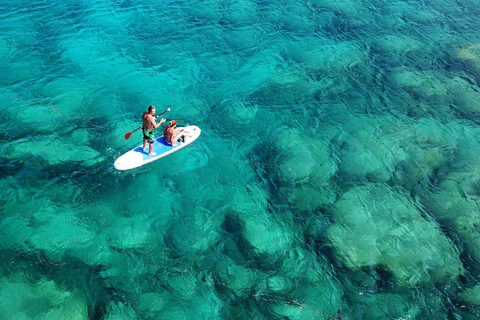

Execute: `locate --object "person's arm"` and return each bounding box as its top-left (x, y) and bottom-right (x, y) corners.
top-left (150, 116), bottom-right (165, 129)
top-left (175, 127), bottom-right (186, 133)
top-left (153, 117), bottom-right (166, 129)
top-left (174, 127), bottom-right (192, 137)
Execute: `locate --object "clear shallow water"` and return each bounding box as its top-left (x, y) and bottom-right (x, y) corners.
top-left (2, 0), bottom-right (480, 319)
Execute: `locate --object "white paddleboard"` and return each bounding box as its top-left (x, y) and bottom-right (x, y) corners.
top-left (114, 125), bottom-right (201, 170)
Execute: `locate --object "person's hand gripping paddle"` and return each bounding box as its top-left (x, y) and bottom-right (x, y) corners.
top-left (124, 108), bottom-right (170, 140)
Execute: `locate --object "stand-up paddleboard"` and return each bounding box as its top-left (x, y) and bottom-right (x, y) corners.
top-left (114, 125), bottom-right (201, 170)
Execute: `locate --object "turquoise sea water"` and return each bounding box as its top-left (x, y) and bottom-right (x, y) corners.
top-left (2, 0), bottom-right (480, 319)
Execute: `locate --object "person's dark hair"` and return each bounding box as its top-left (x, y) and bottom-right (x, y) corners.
top-left (148, 105), bottom-right (155, 112)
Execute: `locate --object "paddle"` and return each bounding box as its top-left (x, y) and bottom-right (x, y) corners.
top-left (124, 108), bottom-right (170, 140)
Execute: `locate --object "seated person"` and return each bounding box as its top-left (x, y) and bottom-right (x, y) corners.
top-left (163, 120), bottom-right (191, 146)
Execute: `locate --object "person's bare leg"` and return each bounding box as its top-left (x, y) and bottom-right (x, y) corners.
top-left (148, 143), bottom-right (156, 156)
top-left (143, 138), bottom-right (147, 151)
top-left (179, 129), bottom-right (192, 139)
top-left (178, 133), bottom-right (192, 144)
top-left (171, 134), bottom-right (180, 146)
top-left (172, 132), bottom-right (191, 146)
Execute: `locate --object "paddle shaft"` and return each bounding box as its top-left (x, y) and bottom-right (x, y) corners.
top-left (124, 108), bottom-right (169, 140)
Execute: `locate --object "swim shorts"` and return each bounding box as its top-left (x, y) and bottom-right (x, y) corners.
top-left (142, 128), bottom-right (155, 144)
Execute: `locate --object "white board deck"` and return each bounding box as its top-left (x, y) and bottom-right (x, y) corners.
top-left (114, 125), bottom-right (201, 170)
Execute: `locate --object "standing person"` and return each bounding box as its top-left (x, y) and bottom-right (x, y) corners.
top-left (163, 120), bottom-right (191, 146)
top-left (142, 105), bottom-right (166, 156)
